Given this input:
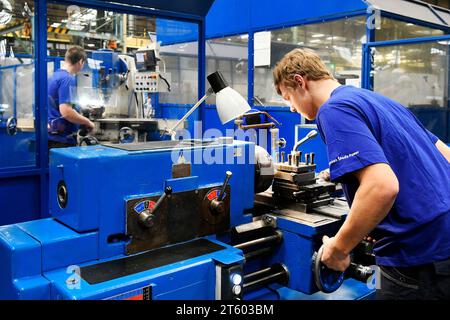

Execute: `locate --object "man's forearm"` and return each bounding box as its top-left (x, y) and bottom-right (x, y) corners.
top-left (333, 181), bottom-right (397, 255)
top-left (62, 108), bottom-right (91, 126)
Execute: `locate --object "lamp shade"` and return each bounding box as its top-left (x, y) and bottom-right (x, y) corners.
top-left (215, 86), bottom-right (251, 124)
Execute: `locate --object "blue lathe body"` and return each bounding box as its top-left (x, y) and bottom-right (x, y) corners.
top-left (0, 140), bottom-right (375, 300)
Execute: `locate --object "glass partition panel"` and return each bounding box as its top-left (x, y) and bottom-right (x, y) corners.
top-left (254, 16), bottom-right (366, 107)
top-left (371, 40), bottom-right (449, 142)
top-left (159, 39), bottom-right (199, 105)
top-left (46, 3), bottom-right (199, 119)
top-left (0, 0), bottom-right (36, 169)
top-left (376, 17), bottom-right (444, 42)
top-left (205, 34), bottom-right (248, 104)
top-left (158, 19), bottom-right (199, 105)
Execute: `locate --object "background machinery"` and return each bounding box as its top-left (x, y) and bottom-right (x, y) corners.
top-left (76, 42), bottom-right (183, 146)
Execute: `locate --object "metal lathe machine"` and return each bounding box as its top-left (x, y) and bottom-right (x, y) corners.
top-left (0, 135), bottom-right (375, 300)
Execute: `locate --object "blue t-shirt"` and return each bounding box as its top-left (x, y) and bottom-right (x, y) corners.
top-left (317, 85), bottom-right (450, 267)
top-left (47, 69), bottom-right (79, 145)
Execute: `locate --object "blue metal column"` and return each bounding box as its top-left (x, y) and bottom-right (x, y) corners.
top-left (198, 18), bottom-right (206, 133)
top-left (13, 67), bottom-right (17, 118)
top-left (248, 31), bottom-right (254, 107)
top-left (362, 10), bottom-right (376, 91)
top-left (361, 43), bottom-right (371, 90)
top-left (35, 0), bottom-right (49, 217)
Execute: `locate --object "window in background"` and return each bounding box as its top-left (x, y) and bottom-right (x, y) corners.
top-left (372, 41), bottom-right (449, 142)
top-left (159, 40), bottom-right (199, 105)
top-left (205, 34), bottom-right (249, 104)
top-left (46, 4), bottom-right (200, 106)
top-left (376, 17), bottom-right (444, 42)
top-left (254, 17), bottom-right (366, 107)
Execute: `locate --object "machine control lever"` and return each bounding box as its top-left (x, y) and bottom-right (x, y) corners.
top-left (210, 171), bottom-right (232, 214)
top-left (138, 186), bottom-right (172, 228)
top-left (218, 171), bottom-right (232, 202)
top-left (293, 130), bottom-right (318, 153)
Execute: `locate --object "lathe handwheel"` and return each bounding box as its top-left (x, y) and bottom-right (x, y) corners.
top-left (312, 245), bottom-right (345, 293)
top-left (6, 117), bottom-right (17, 136)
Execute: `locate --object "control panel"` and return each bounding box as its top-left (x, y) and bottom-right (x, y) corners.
top-left (134, 72), bottom-right (171, 93)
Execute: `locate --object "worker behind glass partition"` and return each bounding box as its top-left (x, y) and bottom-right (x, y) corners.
top-left (48, 46), bottom-right (95, 149)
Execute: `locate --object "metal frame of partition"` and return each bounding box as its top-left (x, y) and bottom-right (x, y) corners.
top-left (0, 0), bottom-right (208, 221)
top-left (362, 34), bottom-right (450, 143)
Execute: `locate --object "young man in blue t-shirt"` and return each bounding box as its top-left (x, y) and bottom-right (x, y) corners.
top-left (273, 48), bottom-right (450, 299)
top-left (48, 46), bottom-right (94, 149)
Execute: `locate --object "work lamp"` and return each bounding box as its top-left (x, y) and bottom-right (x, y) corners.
top-left (165, 71), bottom-right (251, 138)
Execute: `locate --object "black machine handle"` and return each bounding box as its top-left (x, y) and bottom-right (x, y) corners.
top-left (138, 186), bottom-right (172, 228)
top-left (218, 171), bottom-right (232, 202)
top-left (209, 171), bottom-right (232, 215)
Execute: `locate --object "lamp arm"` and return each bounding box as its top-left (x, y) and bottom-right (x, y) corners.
top-left (164, 87), bottom-right (214, 138)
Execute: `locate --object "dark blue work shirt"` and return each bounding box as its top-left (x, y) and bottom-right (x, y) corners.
top-left (317, 85), bottom-right (450, 267)
top-left (47, 69), bottom-right (79, 145)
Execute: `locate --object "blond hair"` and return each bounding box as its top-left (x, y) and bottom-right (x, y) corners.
top-left (273, 48), bottom-right (334, 95)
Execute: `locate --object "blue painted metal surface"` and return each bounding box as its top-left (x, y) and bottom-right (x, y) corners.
top-left (206, 0), bottom-right (367, 39)
top-left (365, 34), bottom-right (450, 48)
top-left (247, 32), bottom-right (255, 107)
top-left (205, 0), bottom-right (450, 40)
top-left (0, 224), bottom-right (50, 299)
top-left (17, 219), bottom-right (99, 271)
top-left (0, 132), bottom-right (35, 169)
top-left (0, 141), bottom-right (253, 299)
top-left (36, 0), bottom-right (49, 222)
top-left (198, 18), bottom-right (207, 132)
top-left (156, 19), bottom-right (199, 45)
top-left (96, 0), bottom-right (215, 19)
top-left (0, 175), bottom-right (41, 225)
top-left (44, 239), bottom-right (242, 300)
top-left (57, 0), bottom-right (211, 23)
top-left (0, 219), bottom-right (244, 300)
top-left (48, 141), bottom-right (254, 259)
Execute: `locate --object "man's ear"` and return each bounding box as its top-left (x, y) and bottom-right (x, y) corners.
top-left (293, 74), bottom-right (306, 89)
